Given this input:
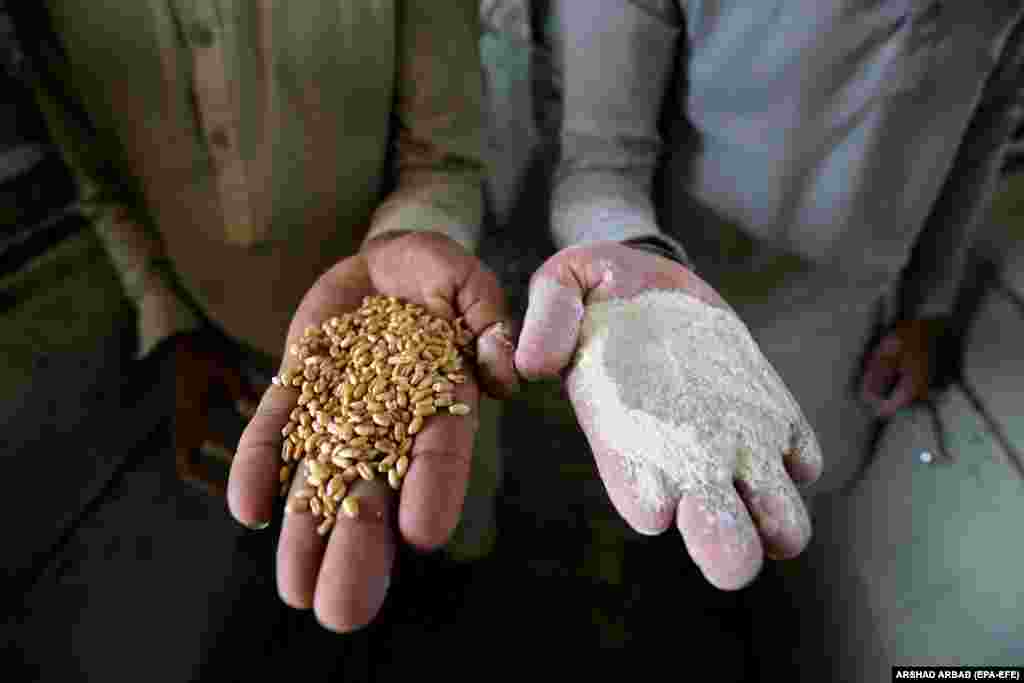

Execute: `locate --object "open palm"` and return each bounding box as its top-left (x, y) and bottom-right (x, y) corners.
top-left (227, 231), bottom-right (517, 632)
top-left (515, 241), bottom-right (824, 590)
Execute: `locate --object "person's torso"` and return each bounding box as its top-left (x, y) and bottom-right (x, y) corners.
top-left (46, 0), bottom-right (398, 355)
top-left (664, 0), bottom-right (1023, 278)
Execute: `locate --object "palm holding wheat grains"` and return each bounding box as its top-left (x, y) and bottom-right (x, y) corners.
top-left (274, 295), bottom-right (476, 536)
top-left (225, 232), bottom-right (518, 634)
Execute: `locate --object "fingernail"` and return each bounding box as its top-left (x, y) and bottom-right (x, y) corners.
top-left (246, 520), bottom-right (271, 531)
top-left (479, 323), bottom-right (515, 365)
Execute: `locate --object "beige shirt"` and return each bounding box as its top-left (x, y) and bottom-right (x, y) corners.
top-left (26, 0), bottom-right (485, 359)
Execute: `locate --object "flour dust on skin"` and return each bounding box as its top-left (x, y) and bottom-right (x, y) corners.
top-left (569, 289), bottom-right (820, 553)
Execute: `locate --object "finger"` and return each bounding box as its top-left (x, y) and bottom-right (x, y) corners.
top-left (566, 369), bottom-right (676, 534)
top-left (874, 370), bottom-right (917, 418)
top-left (734, 459), bottom-right (812, 560)
top-left (516, 274), bottom-right (585, 381)
top-left (782, 419), bottom-right (824, 486)
top-left (227, 382), bottom-right (297, 528)
top-left (314, 477), bottom-right (396, 632)
top-left (475, 321), bottom-right (520, 400)
top-left (860, 330), bottom-right (907, 402)
top-left (398, 377), bottom-right (479, 551)
top-left (277, 464), bottom-right (328, 609)
top-left (675, 486), bottom-right (764, 591)
top-left (860, 350), bottom-right (901, 406)
top-left (455, 266), bottom-right (520, 399)
top-left (593, 447), bottom-right (677, 536)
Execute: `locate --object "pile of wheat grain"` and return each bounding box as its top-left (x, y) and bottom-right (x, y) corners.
top-left (273, 295), bottom-right (474, 536)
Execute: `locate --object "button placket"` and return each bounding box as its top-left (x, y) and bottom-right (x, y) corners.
top-left (190, 21), bottom-right (215, 48)
top-left (188, 10), bottom-right (255, 245)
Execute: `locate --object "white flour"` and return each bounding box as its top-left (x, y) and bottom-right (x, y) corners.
top-left (569, 290), bottom-right (819, 533)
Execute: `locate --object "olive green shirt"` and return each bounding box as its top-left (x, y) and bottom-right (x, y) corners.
top-left (27, 0), bottom-right (485, 359)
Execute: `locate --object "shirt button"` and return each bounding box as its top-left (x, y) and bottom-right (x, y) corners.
top-left (190, 22), bottom-right (214, 48)
top-left (210, 128), bottom-right (230, 149)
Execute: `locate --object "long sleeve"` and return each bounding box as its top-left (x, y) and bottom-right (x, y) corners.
top-left (549, 0), bottom-right (689, 263)
top-left (899, 13), bottom-right (1024, 321)
top-left (899, 167), bottom-right (994, 321)
top-left (362, 0), bottom-right (486, 253)
top-left (19, 24), bottom-right (200, 358)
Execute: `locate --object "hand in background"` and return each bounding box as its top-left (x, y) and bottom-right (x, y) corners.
top-left (172, 330), bottom-right (262, 497)
top-left (860, 318), bottom-right (947, 418)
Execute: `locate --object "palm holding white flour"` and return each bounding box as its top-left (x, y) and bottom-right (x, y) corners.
top-left (515, 242), bottom-right (824, 590)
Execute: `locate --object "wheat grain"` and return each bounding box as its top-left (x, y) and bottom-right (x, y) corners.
top-left (270, 295), bottom-right (475, 538)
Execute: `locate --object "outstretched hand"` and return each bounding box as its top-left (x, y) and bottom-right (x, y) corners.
top-left (515, 242), bottom-right (823, 590)
top-left (227, 231), bottom-right (518, 632)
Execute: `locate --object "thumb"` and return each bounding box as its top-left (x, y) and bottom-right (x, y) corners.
top-left (515, 241), bottom-right (722, 382)
top-left (515, 266), bottom-right (586, 381)
top-left (450, 263), bottom-right (520, 400)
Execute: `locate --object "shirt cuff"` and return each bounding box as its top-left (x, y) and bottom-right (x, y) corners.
top-left (552, 170), bottom-right (691, 267)
top-left (363, 174), bottom-right (483, 254)
top-left (136, 277), bottom-right (202, 360)
top-left (362, 202), bottom-right (480, 254)
top-left (622, 234), bottom-right (693, 269)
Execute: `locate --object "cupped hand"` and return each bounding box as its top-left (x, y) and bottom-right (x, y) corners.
top-left (514, 242), bottom-right (823, 590)
top-left (226, 231), bottom-right (518, 632)
top-left (860, 318), bottom-right (945, 418)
